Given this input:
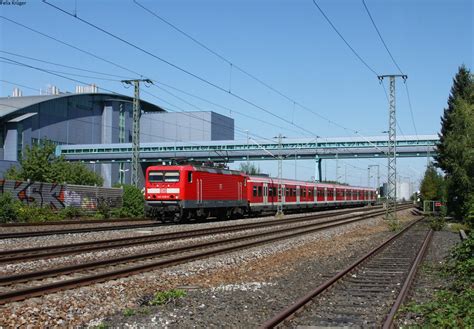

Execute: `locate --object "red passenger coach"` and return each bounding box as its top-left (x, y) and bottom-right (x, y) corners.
top-left (145, 165), bottom-right (247, 222)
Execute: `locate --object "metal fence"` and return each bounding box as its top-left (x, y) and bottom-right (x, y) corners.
top-left (0, 179), bottom-right (123, 210)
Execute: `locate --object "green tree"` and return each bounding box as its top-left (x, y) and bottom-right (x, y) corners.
top-left (239, 162), bottom-right (261, 174)
top-left (436, 64), bottom-right (472, 168)
top-left (420, 164), bottom-right (445, 202)
top-left (435, 66), bottom-right (474, 222)
top-left (5, 140), bottom-right (103, 186)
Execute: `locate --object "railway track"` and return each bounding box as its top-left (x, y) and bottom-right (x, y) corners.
top-left (261, 217), bottom-right (432, 328)
top-left (0, 206), bottom-right (375, 240)
top-left (0, 205), bottom-right (414, 305)
top-left (0, 218), bottom-right (155, 227)
top-left (0, 206), bottom-right (393, 264)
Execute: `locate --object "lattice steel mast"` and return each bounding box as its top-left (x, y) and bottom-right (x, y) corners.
top-left (121, 79), bottom-right (153, 187)
top-left (378, 74), bottom-right (407, 224)
top-left (275, 133), bottom-right (285, 217)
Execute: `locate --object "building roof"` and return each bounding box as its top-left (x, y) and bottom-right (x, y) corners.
top-left (0, 93), bottom-right (165, 119)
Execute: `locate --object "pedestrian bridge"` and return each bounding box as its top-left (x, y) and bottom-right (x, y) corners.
top-left (56, 135), bottom-right (438, 163)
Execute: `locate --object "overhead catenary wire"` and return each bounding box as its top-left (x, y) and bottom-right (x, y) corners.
top-left (133, 0), bottom-right (393, 151)
top-left (1, 59), bottom-right (266, 143)
top-left (4, 9), bottom-right (407, 175)
top-left (0, 50), bottom-right (133, 80)
top-left (0, 79), bottom-right (39, 92)
top-left (361, 0), bottom-right (419, 141)
top-left (0, 59), bottom-right (121, 82)
top-left (41, 1), bottom-right (317, 138)
top-left (0, 16), bottom-right (143, 78)
top-left (2, 47), bottom-right (305, 137)
top-left (0, 48), bottom-right (304, 137)
top-left (4, 12), bottom-right (384, 154)
top-left (311, 0), bottom-right (378, 76)
top-left (361, 0), bottom-right (404, 75)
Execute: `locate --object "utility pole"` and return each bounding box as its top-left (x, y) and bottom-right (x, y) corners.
top-left (369, 164), bottom-right (380, 191)
top-left (378, 74), bottom-right (407, 224)
top-left (275, 133), bottom-right (285, 217)
top-left (121, 79), bottom-right (153, 187)
top-left (246, 130), bottom-right (250, 166)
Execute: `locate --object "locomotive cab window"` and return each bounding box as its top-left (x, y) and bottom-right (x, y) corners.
top-left (257, 186), bottom-right (262, 197)
top-left (164, 171), bottom-right (180, 182)
top-left (148, 171), bottom-right (164, 183)
top-left (253, 186), bottom-right (258, 197)
top-left (149, 171), bottom-right (180, 183)
top-left (187, 172), bottom-right (193, 183)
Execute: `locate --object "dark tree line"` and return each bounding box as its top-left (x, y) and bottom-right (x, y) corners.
top-left (424, 65), bottom-right (473, 225)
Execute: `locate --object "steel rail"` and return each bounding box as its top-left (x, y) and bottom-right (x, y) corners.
top-left (0, 206), bottom-right (387, 263)
top-left (0, 222), bottom-right (166, 240)
top-left (0, 206), bottom-right (412, 304)
top-left (260, 216), bottom-right (425, 328)
top-left (382, 229), bottom-right (433, 328)
top-left (0, 218), bottom-right (154, 227)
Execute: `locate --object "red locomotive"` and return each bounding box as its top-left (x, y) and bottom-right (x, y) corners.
top-left (145, 164), bottom-right (376, 222)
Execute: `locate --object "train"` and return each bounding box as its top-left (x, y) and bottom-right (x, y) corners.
top-left (144, 164), bottom-right (377, 222)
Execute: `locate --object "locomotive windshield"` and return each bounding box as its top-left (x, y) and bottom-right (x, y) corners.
top-left (148, 171), bottom-right (180, 183)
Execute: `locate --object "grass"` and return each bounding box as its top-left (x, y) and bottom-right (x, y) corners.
top-left (122, 308), bottom-right (135, 317)
top-left (149, 289), bottom-right (186, 306)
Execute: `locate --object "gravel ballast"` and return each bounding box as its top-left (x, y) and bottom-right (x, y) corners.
top-left (0, 208), bottom-right (418, 327)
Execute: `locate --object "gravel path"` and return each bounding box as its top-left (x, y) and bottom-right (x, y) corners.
top-left (0, 208), bottom-right (416, 327)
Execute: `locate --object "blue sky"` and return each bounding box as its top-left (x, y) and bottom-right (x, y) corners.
top-left (0, 0), bottom-right (472, 188)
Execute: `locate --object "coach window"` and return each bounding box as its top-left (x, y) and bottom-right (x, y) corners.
top-left (187, 172), bottom-right (193, 183)
top-left (253, 186), bottom-right (258, 197)
top-left (258, 186), bottom-right (262, 197)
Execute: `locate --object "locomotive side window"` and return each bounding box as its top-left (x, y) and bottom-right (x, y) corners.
top-left (253, 186), bottom-right (258, 197)
top-left (258, 186), bottom-right (262, 197)
top-left (187, 172), bottom-right (193, 183)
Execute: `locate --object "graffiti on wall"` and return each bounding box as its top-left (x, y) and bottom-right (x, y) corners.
top-left (0, 180), bottom-right (65, 209)
top-left (0, 179), bottom-right (122, 210)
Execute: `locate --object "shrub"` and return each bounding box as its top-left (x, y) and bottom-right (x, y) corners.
top-left (16, 204), bottom-right (61, 223)
top-left (429, 215), bottom-right (446, 231)
top-left (0, 193), bottom-right (21, 223)
top-left (96, 197), bottom-right (111, 219)
top-left (122, 308), bottom-right (135, 317)
top-left (112, 185), bottom-right (144, 218)
top-left (59, 206), bottom-right (83, 219)
top-left (150, 289), bottom-right (186, 306)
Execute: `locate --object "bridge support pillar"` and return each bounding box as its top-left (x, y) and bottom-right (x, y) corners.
top-left (314, 156), bottom-right (322, 182)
